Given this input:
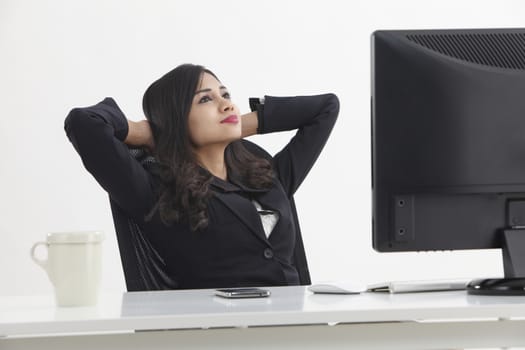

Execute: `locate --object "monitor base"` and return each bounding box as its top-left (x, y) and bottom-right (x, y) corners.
top-left (467, 278), bottom-right (525, 295)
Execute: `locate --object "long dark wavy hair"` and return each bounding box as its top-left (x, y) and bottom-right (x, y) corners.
top-left (142, 64), bottom-right (273, 231)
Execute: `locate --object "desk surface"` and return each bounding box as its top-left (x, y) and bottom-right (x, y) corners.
top-left (2, 286), bottom-right (525, 338)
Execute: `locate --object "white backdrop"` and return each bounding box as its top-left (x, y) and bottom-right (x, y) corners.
top-left (1, 0), bottom-right (523, 296)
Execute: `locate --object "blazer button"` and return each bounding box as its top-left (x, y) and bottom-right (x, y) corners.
top-left (263, 248), bottom-right (274, 259)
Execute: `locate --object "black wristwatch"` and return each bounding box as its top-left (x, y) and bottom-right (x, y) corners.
top-left (249, 97), bottom-right (265, 112)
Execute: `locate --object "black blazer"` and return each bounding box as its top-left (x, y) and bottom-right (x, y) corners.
top-left (65, 94), bottom-right (339, 289)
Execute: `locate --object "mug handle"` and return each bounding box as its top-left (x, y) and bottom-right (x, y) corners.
top-left (30, 241), bottom-right (48, 271)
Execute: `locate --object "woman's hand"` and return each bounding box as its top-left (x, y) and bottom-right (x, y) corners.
top-left (124, 120), bottom-right (155, 150)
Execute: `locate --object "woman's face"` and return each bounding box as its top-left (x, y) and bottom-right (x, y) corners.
top-left (187, 72), bottom-right (241, 148)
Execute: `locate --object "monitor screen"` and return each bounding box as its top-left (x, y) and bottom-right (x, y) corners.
top-left (371, 28), bottom-right (525, 294)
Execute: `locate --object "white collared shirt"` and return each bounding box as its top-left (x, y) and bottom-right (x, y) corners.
top-left (252, 200), bottom-right (279, 238)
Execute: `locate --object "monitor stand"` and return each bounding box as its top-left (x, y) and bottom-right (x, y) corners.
top-left (467, 229), bottom-right (525, 295)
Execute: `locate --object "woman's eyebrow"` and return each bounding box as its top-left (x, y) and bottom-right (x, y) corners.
top-left (194, 86), bottom-right (227, 95)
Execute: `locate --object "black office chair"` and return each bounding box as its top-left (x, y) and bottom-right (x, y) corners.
top-left (110, 140), bottom-right (311, 291)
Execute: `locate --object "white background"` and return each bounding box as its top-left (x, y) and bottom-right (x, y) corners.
top-left (1, 0), bottom-right (523, 296)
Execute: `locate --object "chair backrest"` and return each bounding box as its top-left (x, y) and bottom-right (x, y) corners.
top-left (110, 140), bottom-right (311, 291)
top-left (110, 147), bottom-right (178, 291)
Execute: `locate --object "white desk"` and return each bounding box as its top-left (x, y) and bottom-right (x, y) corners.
top-left (1, 286), bottom-right (525, 349)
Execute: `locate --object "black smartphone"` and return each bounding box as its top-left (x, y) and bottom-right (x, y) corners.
top-left (214, 288), bottom-right (271, 299)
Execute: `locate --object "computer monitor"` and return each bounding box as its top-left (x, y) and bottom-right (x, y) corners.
top-left (371, 28), bottom-right (525, 295)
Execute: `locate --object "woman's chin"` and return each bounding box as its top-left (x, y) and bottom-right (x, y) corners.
top-left (226, 131), bottom-right (243, 143)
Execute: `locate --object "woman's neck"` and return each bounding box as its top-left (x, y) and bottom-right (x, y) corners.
top-left (194, 144), bottom-right (227, 180)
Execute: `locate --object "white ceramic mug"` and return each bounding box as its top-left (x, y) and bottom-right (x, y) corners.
top-left (30, 231), bottom-right (104, 307)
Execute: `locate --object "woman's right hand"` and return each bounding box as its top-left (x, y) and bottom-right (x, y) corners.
top-left (124, 120), bottom-right (155, 151)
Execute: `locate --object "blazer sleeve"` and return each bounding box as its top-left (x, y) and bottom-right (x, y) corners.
top-left (257, 94), bottom-right (339, 196)
top-left (64, 97), bottom-right (156, 219)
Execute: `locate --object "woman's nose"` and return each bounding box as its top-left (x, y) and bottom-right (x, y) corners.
top-left (221, 99), bottom-right (234, 112)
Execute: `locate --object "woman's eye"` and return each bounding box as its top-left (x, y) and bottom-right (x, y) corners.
top-left (199, 96), bottom-right (211, 104)
top-left (222, 92), bottom-right (231, 99)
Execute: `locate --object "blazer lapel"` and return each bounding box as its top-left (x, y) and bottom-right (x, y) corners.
top-left (213, 191), bottom-right (270, 246)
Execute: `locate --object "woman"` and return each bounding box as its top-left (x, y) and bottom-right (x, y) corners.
top-left (65, 64), bottom-right (339, 289)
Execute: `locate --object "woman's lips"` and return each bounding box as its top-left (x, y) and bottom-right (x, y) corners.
top-left (221, 115), bottom-right (239, 124)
